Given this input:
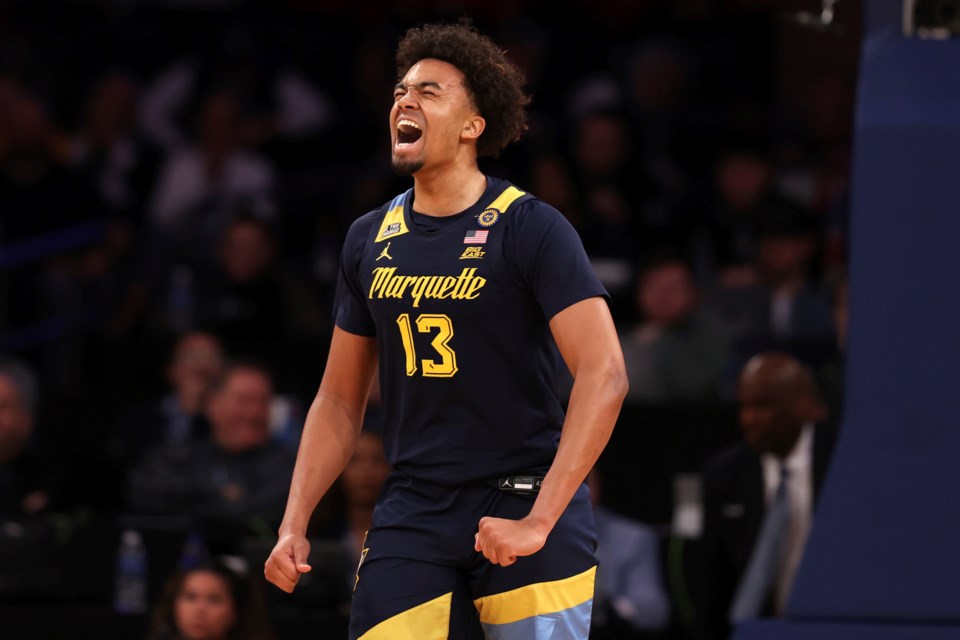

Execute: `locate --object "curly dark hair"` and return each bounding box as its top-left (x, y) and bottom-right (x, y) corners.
top-left (395, 20), bottom-right (530, 158)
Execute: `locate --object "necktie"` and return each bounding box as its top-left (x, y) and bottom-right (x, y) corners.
top-left (729, 464), bottom-right (790, 622)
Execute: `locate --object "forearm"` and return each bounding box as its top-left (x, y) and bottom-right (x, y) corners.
top-left (277, 392), bottom-right (364, 537)
top-left (527, 362), bottom-right (627, 535)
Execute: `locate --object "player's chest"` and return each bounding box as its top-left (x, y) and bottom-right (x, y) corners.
top-left (357, 228), bottom-right (512, 314)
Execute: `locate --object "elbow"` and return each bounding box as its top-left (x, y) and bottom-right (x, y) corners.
top-left (611, 356), bottom-right (629, 401)
top-left (599, 356), bottom-right (629, 403)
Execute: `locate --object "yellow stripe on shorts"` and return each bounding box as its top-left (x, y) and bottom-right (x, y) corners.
top-left (472, 566), bottom-right (596, 625)
top-left (357, 591), bottom-right (452, 640)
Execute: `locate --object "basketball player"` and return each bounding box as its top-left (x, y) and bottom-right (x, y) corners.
top-left (264, 21), bottom-right (628, 639)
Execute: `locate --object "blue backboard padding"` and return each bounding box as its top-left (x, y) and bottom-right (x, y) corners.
top-left (783, 0), bottom-right (960, 622)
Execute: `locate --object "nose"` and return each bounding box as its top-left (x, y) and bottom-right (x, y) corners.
top-left (396, 91), bottom-right (419, 110)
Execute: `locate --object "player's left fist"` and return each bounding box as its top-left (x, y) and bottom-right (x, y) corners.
top-left (474, 516), bottom-right (547, 567)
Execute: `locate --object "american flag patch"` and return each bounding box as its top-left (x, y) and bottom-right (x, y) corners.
top-left (463, 229), bottom-right (489, 244)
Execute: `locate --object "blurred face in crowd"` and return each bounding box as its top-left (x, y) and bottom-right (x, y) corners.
top-left (757, 233), bottom-right (816, 285)
top-left (716, 151), bottom-right (772, 213)
top-left (207, 367), bottom-right (273, 454)
top-left (638, 262), bottom-right (699, 328)
top-left (737, 354), bottom-right (815, 458)
top-left (174, 570), bottom-right (237, 640)
top-left (168, 333), bottom-right (225, 404)
top-left (219, 220), bottom-right (275, 283)
top-left (341, 433), bottom-right (390, 509)
top-left (0, 374), bottom-right (32, 463)
top-left (390, 58), bottom-right (485, 176)
top-left (575, 113), bottom-right (628, 178)
top-left (629, 46), bottom-right (688, 112)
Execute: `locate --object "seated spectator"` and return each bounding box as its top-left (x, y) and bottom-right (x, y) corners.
top-left (111, 331), bottom-right (224, 463)
top-left (193, 215), bottom-right (325, 363)
top-left (697, 353), bottom-right (836, 640)
top-left (127, 361), bottom-right (295, 544)
top-left (147, 90), bottom-right (276, 241)
top-left (621, 252), bottom-right (731, 403)
top-left (0, 359), bottom-right (60, 516)
top-left (0, 359), bottom-right (67, 599)
top-left (146, 559), bottom-right (276, 640)
top-left (588, 467), bottom-right (671, 639)
top-left (711, 201), bottom-right (834, 345)
top-left (708, 202), bottom-right (836, 398)
top-left (69, 69), bottom-right (161, 227)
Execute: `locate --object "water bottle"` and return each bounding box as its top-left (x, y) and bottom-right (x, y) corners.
top-left (114, 529), bottom-right (148, 615)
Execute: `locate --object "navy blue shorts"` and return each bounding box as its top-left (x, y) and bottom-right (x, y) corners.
top-left (349, 472), bottom-right (598, 639)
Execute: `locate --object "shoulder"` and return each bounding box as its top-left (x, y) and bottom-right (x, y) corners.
top-left (507, 194), bottom-right (569, 226)
top-left (342, 205), bottom-right (389, 252)
top-left (704, 443), bottom-right (756, 483)
top-left (503, 193), bottom-right (580, 246)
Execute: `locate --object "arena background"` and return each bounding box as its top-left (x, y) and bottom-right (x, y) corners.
top-left (2, 1), bottom-right (951, 639)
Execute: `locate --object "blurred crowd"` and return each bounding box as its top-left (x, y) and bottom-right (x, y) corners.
top-left (0, 1), bottom-right (858, 638)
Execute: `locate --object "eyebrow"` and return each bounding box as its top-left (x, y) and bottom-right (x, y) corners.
top-left (394, 81), bottom-right (444, 92)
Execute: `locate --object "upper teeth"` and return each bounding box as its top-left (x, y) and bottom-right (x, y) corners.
top-left (398, 119), bottom-right (420, 130)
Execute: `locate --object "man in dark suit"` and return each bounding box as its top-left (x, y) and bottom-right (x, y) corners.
top-left (698, 352), bottom-right (837, 639)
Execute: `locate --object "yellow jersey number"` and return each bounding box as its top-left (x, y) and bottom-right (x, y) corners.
top-left (395, 313), bottom-right (458, 377)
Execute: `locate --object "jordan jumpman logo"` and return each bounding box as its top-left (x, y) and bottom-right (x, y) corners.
top-left (377, 241), bottom-right (393, 261)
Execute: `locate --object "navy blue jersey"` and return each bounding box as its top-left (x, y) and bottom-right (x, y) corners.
top-left (334, 177), bottom-right (606, 485)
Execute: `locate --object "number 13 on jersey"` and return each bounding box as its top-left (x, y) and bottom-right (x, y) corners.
top-left (395, 313), bottom-right (458, 377)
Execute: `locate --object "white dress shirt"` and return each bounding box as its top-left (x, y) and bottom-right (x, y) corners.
top-left (761, 423), bottom-right (814, 613)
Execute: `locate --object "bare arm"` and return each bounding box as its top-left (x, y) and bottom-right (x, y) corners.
top-left (475, 296), bottom-right (628, 565)
top-left (265, 327), bottom-right (378, 591)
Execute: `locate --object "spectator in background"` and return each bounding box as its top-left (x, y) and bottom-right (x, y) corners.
top-left (698, 353), bottom-right (836, 640)
top-left (588, 466), bottom-right (671, 639)
top-left (621, 252), bottom-right (731, 403)
top-left (137, 32), bottom-right (334, 154)
top-left (571, 110), bottom-right (648, 264)
top-left (127, 361), bottom-right (295, 546)
top-left (70, 69), bottom-right (161, 228)
top-left (111, 331), bottom-right (224, 464)
top-left (0, 80), bottom-right (98, 337)
top-left (147, 90), bottom-right (276, 249)
top-left (193, 215), bottom-right (325, 363)
top-left (751, 206), bottom-right (833, 342)
top-left (0, 359), bottom-right (60, 516)
top-left (692, 139), bottom-right (777, 288)
top-left (709, 200), bottom-right (835, 394)
top-left (147, 560), bottom-right (276, 640)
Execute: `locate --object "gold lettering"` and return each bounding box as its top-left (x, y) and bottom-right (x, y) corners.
top-left (369, 267), bottom-right (395, 298)
top-left (368, 267), bottom-right (486, 305)
top-left (435, 276), bottom-right (457, 298)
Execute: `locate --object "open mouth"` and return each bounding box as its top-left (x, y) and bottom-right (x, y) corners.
top-left (396, 118), bottom-right (423, 146)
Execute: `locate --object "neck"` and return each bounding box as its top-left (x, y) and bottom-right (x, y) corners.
top-left (771, 425), bottom-right (806, 459)
top-left (412, 160), bottom-right (487, 217)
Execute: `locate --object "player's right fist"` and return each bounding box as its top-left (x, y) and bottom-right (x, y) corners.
top-left (264, 533), bottom-right (312, 593)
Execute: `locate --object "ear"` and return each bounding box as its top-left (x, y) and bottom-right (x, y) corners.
top-left (461, 115), bottom-right (486, 143)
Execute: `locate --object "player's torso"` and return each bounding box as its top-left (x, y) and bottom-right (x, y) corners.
top-left (354, 180), bottom-right (562, 482)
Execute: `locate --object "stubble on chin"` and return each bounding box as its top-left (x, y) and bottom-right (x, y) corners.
top-left (391, 156), bottom-right (424, 176)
